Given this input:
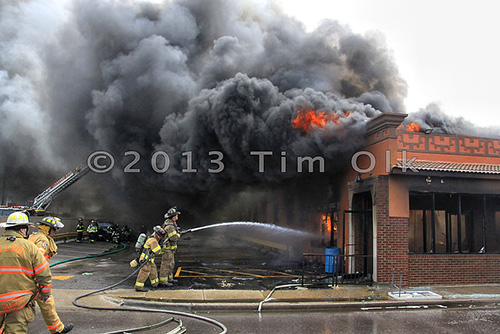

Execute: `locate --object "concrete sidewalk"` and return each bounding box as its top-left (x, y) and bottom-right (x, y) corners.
top-left (52, 283), bottom-right (500, 312)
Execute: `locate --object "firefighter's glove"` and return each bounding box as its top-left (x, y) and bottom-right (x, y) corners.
top-left (129, 259), bottom-right (139, 268)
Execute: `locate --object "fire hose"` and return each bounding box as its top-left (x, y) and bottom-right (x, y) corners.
top-left (50, 242), bottom-right (228, 334)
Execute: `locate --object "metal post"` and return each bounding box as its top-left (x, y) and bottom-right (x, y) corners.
top-left (342, 211), bottom-right (346, 257)
top-left (301, 255), bottom-right (305, 286)
top-left (391, 267), bottom-right (395, 291)
top-left (423, 210), bottom-right (427, 253)
top-left (482, 195), bottom-right (487, 253)
top-left (458, 194), bottom-right (462, 253)
top-left (431, 193), bottom-right (436, 253)
top-left (399, 269), bottom-right (403, 297)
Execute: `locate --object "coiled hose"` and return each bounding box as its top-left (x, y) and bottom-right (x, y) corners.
top-left (51, 242), bottom-right (227, 334)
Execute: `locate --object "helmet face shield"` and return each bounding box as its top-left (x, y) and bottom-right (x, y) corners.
top-left (53, 217), bottom-right (64, 229)
top-left (153, 225), bottom-right (166, 239)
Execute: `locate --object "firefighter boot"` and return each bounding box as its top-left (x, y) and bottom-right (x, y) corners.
top-left (159, 282), bottom-right (173, 288)
top-left (56, 323), bottom-right (74, 333)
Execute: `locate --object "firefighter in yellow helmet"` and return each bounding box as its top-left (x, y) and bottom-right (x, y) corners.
top-left (159, 207), bottom-right (181, 287)
top-left (134, 226), bottom-right (166, 292)
top-left (0, 212), bottom-right (51, 334)
top-left (76, 218), bottom-right (84, 243)
top-left (28, 217), bottom-right (73, 333)
top-left (87, 220), bottom-right (98, 243)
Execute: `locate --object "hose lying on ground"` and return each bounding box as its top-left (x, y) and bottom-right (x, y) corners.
top-left (49, 242), bottom-right (127, 267)
top-left (258, 283), bottom-right (312, 313)
top-left (51, 242), bottom-right (227, 333)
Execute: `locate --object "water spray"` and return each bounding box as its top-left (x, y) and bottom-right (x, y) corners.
top-left (181, 221), bottom-right (316, 239)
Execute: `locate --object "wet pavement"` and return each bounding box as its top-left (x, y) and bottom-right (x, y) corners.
top-left (26, 234), bottom-right (500, 333)
top-left (47, 233), bottom-right (500, 311)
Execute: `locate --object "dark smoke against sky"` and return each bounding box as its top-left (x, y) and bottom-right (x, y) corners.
top-left (2, 0), bottom-right (413, 221)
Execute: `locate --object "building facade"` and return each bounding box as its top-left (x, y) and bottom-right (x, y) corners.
top-left (340, 112), bottom-right (500, 286)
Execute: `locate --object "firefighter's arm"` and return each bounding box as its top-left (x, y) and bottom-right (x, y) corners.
top-left (151, 240), bottom-right (162, 255)
top-left (167, 229), bottom-right (180, 243)
top-left (32, 245), bottom-right (52, 302)
top-left (139, 247), bottom-right (150, 263)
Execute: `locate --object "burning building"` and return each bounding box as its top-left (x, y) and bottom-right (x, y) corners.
top-left (3, 0), bottom-right (500, 288)
top-left (337, 112), bottom-right (500, 286)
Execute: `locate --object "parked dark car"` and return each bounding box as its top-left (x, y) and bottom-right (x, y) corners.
top-left (96, 221), bottom-right (113, 241)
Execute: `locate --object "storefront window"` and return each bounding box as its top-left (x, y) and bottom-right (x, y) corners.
top-left (409, 192), bottom-right (500, 254)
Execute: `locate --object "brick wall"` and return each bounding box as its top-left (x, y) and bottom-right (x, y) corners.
top-left (409, 254), bottom-right (500, 286)
top-left (375, 176), bottom-right (409, 285)
top-left (365, 175), bottom-right (500, 287)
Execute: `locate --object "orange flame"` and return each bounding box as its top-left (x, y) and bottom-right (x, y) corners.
top-left (322, 214), bottom-right (332, 233)
top-left (399, 122), bottom-right (421, 132)
top-left (292, 109), bottom-right (350, 133)
top-left (322, 214), bottom-right (338, 233)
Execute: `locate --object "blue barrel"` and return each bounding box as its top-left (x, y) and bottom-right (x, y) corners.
top-left (325, 247), bottom-right (341, 273)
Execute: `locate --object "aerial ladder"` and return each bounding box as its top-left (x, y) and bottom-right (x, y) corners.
top-left (31, 162), bottom-right (90, 213)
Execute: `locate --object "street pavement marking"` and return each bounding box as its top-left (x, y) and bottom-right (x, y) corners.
top-left (176, 266), bottom-right (301, 278)
top-left (52, 275), bottom-right (74, 280)
top-left (217, 269), bottom-right (265, 278)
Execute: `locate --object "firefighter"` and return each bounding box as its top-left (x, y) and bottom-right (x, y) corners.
top-left (0, 212), bottom-right (52, 334)
top-left (87, 220), bottom-right (98, 243)
top-left (76, 218), bottom-right (85, 243)
top-left (121, 225), bottom-right (131, 242)
top-left (28, 217), bottom-right (74, 334)
top-left (134, 226), bottom-right (165, 292)
top-left (159, 207), bottom-right (181, 287)
top-left (112, 224), bottom-right (121, 244)
top-left (106, 223), bottom-right (114, 242)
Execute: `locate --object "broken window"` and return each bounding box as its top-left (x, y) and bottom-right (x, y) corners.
top-left (409, 192), bottom-right (500, 254)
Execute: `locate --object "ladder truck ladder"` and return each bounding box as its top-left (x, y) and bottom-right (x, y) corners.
top-left (31, 162), bottom-right (90, 212)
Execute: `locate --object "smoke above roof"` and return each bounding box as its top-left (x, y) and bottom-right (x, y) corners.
top-left (1, 0), bottom-right (413, 219)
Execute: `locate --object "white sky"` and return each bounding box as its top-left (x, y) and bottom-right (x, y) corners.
top-left (278, 0), bottom-right (500, 128)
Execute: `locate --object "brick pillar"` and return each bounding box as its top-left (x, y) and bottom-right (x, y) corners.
top-left (375, 176), bottom-right (409, 286)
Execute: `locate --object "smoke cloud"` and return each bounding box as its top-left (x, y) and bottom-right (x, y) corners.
top-left (402, 103), bottom-right (500, 138)
top-left (1, 0), bottom-right (410, 221)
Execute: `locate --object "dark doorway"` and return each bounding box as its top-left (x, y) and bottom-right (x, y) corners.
top-left (342, 191), bottom-right (373, 281)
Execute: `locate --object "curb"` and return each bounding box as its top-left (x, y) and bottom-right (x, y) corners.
top-left (111, 296), bottom-right (500, 312)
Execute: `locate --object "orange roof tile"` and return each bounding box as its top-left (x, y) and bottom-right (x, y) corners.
top-left (395, 160), bottom-right (500, 174)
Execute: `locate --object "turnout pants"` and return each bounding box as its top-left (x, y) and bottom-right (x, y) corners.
top-left (159, 249), bottom-right (175, 284)
top-left (0, 304), bottom-right (35, 334)
top-left (37, 295), bottom-right (65, 333)
top-left (135, 261), bottom-right (159, 290)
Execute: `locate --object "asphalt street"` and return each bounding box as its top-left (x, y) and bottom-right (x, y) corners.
top-left (24, 231), bottom-right (500, 333)
top-left (28, 305), bottom-right (500, 333)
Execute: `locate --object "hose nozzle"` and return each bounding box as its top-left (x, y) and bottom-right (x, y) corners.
top-left (180, 229), bottom-right (192, 235)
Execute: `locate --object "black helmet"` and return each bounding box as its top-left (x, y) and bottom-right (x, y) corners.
top-left (39, 216), bottom-right (64, 230)
top-left (164, 206), bottom-right (181, 219)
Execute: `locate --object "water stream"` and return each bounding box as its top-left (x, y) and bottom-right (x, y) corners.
top-left (188, 221), bottom-right (316, 239)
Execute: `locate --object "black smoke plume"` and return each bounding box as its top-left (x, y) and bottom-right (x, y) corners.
top-left (0, 0), bottom-right (408, 222)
